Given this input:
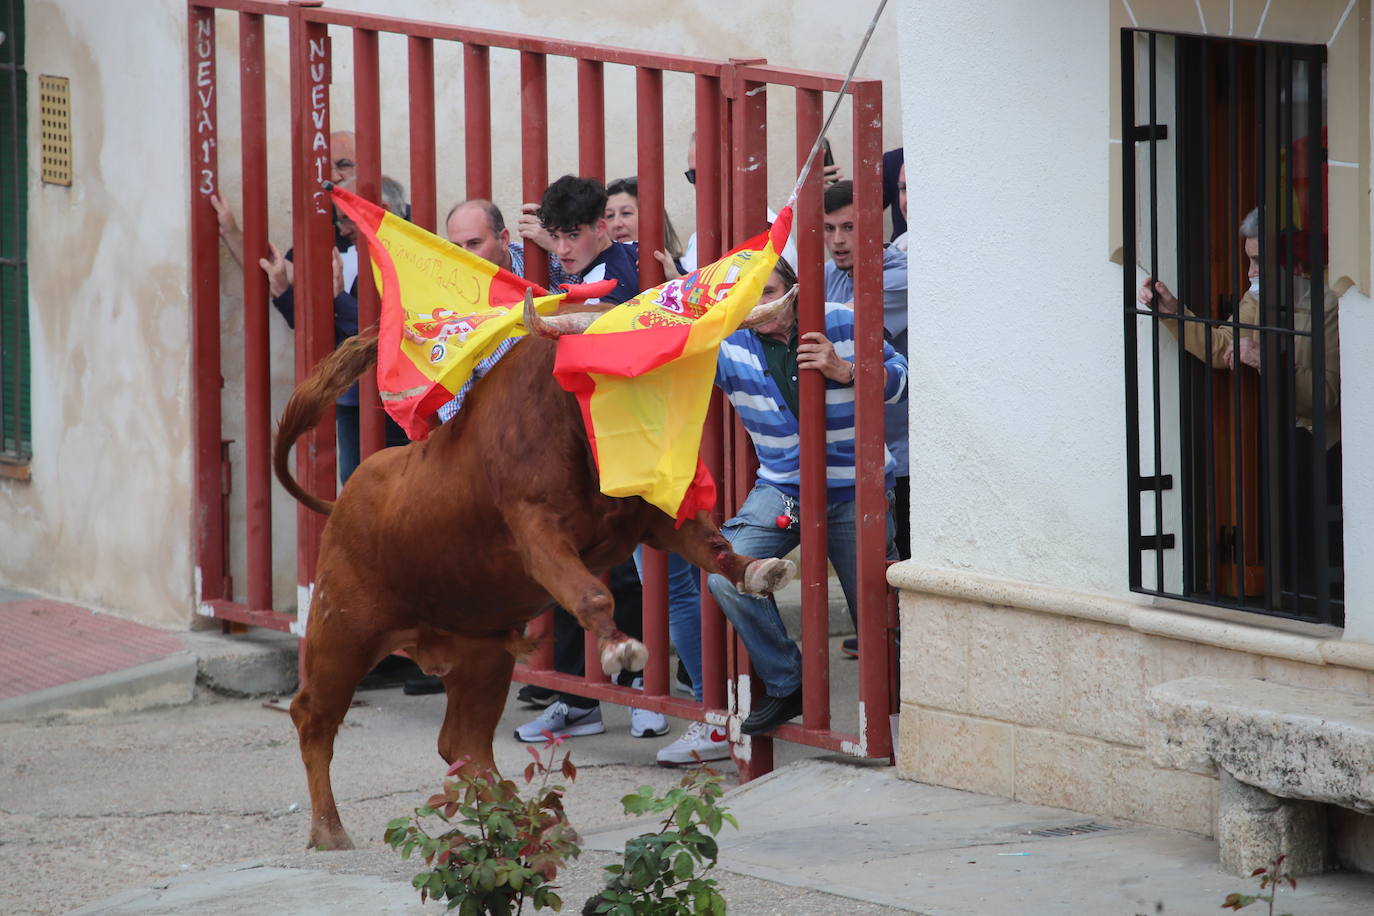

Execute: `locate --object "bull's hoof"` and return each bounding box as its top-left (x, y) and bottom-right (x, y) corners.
top-left (739, 557), bottom-right (796, 596)
top-left (308, 821), bottom-right (355, 851)
top-left (600, 638), bottom-right (648, 677)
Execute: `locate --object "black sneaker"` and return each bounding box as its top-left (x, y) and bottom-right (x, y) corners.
top-left (740, 687), bottom-right (804, 736)
top-left (840, 637), bottom-right (859, 658)
top-left (516, 684), bottom-right (557, 707)
top-left (673, 659), bottom-right (695, 697)
top-left (358, 655), bottom-right (423, 690)
top-left (403, 674), bottom-right (445, 695)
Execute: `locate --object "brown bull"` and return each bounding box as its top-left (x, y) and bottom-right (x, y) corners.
top-left (274, 302), bottom-right (795, 850)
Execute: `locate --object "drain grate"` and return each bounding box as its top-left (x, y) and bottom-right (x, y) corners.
top-left (1026, 822), bottom-right (1120, 838)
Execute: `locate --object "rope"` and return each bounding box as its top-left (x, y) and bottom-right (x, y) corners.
top-left (787, 0), bottom-right (890, 208)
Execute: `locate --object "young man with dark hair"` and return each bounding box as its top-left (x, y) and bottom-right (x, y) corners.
top-left (821, 179), bottom-right (911, 658)
top-left (823, 181), bottom-right (910, 540)
top-left (532, 175), bottom-right (640, 304)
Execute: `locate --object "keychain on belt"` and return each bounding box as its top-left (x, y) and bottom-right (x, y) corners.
top-left (776, 494), bottom-right (799, 530)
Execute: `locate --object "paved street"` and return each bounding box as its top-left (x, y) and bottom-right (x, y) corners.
top-left (0, 666), bottom-right (910, 916)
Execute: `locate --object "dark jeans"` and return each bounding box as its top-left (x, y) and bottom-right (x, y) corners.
top-left (336, 404), bottom-right (410, 484)
top-left (553, 559), bottom-right (643, 709)
top-left (893, 475), bottom-right (911, 561)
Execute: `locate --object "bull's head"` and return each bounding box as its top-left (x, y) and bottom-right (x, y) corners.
top-left (522, 284), bottom-right (799, 338)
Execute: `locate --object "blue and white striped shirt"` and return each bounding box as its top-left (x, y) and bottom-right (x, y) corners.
top-left (715, 302), bottom-right (907, 500)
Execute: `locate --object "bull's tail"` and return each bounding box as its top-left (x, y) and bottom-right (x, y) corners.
top-left (272, 331), bottom-right (380, 516)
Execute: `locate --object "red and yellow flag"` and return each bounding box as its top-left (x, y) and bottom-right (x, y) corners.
top-left (554, 208), bottom-right (794, 522)
top-left (330, 186), bottom-right (608, 439)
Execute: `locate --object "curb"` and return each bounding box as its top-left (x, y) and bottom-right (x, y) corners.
top-left (0, 652), bottom-right (197, 722)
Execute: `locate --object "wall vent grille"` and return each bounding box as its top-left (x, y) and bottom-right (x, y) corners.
top-left (39, 75), bottom-right (71, 186)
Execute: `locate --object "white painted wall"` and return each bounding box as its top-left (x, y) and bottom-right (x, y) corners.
top-left (893, 0), bottom-right (1373, 641)
top-left (894, 0), bottom-right (1127, 597)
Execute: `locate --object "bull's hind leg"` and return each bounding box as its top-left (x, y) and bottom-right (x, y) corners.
top-left (504, 505), bottom-right (647, 677)
top-left (433, 633), bottom-right (518, 772)
top-left (289, 584), bottom-right (384, 851)
top-left (645, 511), bottom-right (796, 595)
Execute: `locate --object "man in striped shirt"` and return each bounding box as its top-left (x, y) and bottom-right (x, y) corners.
top-left (709, 257), bottom-right (908, 736)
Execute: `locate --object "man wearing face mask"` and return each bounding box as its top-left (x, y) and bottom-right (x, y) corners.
top-left (1138, 206), bottom-right (1341, 448)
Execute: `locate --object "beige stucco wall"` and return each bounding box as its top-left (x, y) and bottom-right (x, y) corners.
top-left (0, 0), bottom-right (903, 625)
top-left (0, 0), bottom-right (196, 628)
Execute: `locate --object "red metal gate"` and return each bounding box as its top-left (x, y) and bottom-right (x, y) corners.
top-left (187, 0), bottom-right (897, 777)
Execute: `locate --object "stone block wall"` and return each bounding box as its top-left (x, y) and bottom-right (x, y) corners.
top-left (892, 577), bottom-right (1374, 861)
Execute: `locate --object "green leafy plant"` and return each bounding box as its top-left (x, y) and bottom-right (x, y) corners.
top-left (385, 735), bottom-right (582, 914)
top-left (584, 766), bottom-right (738, 916)
top-left (1221, 854), bottom-right (1298, 916)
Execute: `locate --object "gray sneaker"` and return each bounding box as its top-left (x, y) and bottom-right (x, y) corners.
top-left (656, 721), bottom-right (731, 767)
top-left (513, 701), bottom-right (605, 743)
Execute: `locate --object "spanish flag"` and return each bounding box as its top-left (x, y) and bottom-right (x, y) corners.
top-left (554, 209), bottom-right (794, 522)
top-left (329, 186), bottom-right (609, 440)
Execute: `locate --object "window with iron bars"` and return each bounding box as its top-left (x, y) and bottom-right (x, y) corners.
top-left (1121, 30), bottom-right (1341, 626)
top-left (0, 0), bottom-right (29, 465)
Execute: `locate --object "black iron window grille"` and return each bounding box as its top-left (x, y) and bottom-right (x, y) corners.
top-left (0, 0), bottom-right (29, 463)
top-left (1121, 29), bottom-right (1341, 626)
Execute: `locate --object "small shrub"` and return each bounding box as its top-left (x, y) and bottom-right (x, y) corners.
top-left (385, 735), bottom-right (582, 914)
top-left (1221, 854), bottom-right (1298, 916)
top-left (584, 766), bottom-right (737, 916)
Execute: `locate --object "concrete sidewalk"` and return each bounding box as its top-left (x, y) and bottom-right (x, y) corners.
top-left (7, 587), bottom-right (1373, 914)
top-left (64, 758), bottom-right (1374, 915)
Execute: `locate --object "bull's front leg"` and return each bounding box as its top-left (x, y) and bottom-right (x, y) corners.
top-left (505, 506), bottom-right (647, 676)
top-left (645, 511), bottom-right (796, 596)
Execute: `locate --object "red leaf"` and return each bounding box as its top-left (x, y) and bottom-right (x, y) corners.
top-left (1250, 868), bottom-right (1267, 877)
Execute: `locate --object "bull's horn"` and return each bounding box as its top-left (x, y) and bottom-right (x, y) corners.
top-left (523, 288), bottom-right (601, 338)
top-left (739, 284), bottom-right (799, 329)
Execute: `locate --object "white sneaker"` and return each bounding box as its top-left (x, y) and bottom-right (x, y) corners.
top-left (513, 701), bottom-right (605, 743)
top-left (656, 721), bottom-right (731, 767)
top-left (629, 677), bottom-right (669, 738)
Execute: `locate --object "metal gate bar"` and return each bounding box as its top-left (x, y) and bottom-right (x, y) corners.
top-left (187, 0), bottom-right (897, 775)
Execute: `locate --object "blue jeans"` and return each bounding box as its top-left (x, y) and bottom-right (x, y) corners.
top-left (336, 404), bottom-right (409, 484)
top-left (633, 546), bottom-right (704, 702)
top-left (706, 484), bottom-right (895, 699)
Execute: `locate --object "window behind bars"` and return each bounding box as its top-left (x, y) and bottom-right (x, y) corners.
top-left (1121, 30), bottom-right (1342, 626)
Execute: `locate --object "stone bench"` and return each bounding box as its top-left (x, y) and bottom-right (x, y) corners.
top-left (1147, 675), bottom-right (1374, 876)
